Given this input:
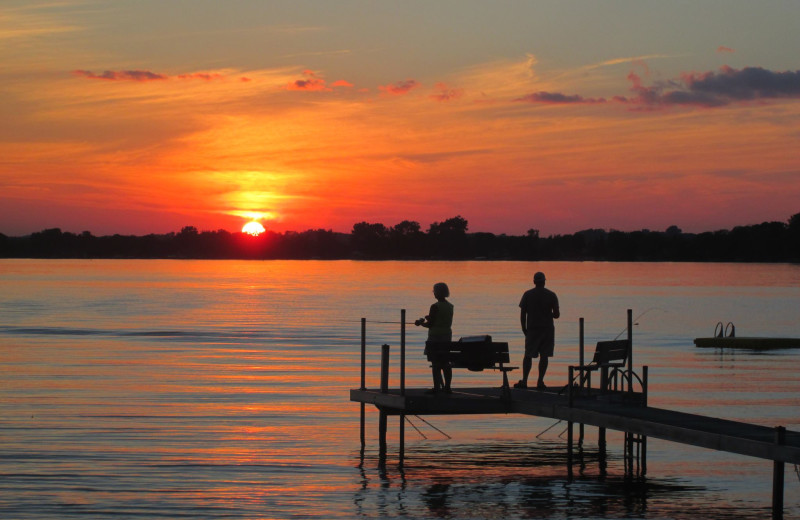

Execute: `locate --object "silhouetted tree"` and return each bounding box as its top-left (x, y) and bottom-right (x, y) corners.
top-left (389, 220), bottom-right (425, 257)
top-left (427, 216), bottom-right (468, 258)
top-left (350, 222), bottom-right (390, 258)
top-left (788, 212), bottom-right (800, 262)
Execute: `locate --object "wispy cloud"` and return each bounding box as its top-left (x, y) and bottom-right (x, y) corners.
top-left (716, 46), bottom-right (735, 54)
top-left (379, 79), bottom-right (420, 96)
top-left (73, 69), bottom-right (257, 83)
top-left (177, 72), bottom-right (225, 81)
top-left (72, 69), bottom-right (168, 81)
top-left (429, 82), bottom-right (464, 102)
top-left (582, 54), bottom-right (676, 71)
top-left (515, 91), bottom-right (606, 105)
top-left (0, 4), bottom-right (81, 41)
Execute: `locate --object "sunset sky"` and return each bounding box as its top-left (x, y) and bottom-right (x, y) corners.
top-left (2, 0), bottom-right (800, 237)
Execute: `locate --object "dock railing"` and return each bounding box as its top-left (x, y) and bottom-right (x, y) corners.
top-left (567, 309), bottom-right (648, 406)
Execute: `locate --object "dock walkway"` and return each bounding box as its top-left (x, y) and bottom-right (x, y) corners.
top-left (350, 385), bottom-right (800, 464)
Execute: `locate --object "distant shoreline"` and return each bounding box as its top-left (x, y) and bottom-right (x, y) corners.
top-left (2, 214), bottom-right (799, 263)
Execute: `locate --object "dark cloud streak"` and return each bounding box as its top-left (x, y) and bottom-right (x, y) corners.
top-left (516, 66), bottom-right (800, 109)
top-left (515, 92), bottom-right (606, 104)
top-left (73, 70), bottom-right (167, 81)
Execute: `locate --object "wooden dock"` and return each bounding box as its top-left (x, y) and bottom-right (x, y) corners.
top-left (350, 385), bottom-right (800, 465)
top-left (351, 310), bottom-right (799, 518)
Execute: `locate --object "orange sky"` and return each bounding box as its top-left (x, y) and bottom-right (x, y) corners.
top-left (2, 1), bottom-right (800, 236)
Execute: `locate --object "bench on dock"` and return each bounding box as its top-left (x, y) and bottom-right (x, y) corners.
top-left (570, 339), bottom-right (631, 393)
top-left (425, 335), bottom-right (517, 390)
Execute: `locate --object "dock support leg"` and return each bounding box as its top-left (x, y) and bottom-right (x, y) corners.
top-left (567, 421), bottom-right (574, 479)
top-left (360, 403), bottom-right (365, 447)
top-left (624, 432), bottom-right (634, 476)
top-left (380, 344), bottom-right (390, 393)
top-left (378, 344), bottom-right (390, 465)
top-left (773, 426), bottom-right (785, 520)
top-left (598, 427), bottom-right (607, 476)
top-left (399, 415), bottom-right (405, 466)
top-left (360, 318), bottom-right (367, 448)
top-left (641, 435), bottom-right (647, 476)
top-left (378, 410), bottom-right (388, 463)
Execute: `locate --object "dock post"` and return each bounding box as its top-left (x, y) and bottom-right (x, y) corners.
top-left (360, 318), bottom-right (366, 447)
top-left (380, 344), bottom-right (390, 393)
top-left (399, 310), bottom-right (407, 464)
top-left (379, 410), bottom-right (387, 462)
top-left (773, 426), bottom-right (786, 519)
top-left (641, 435), bottom-right (647, 477)
top-left (379, 344), bottom-right (390, 463)
top-left (625, 432), bottom-right (634, 476)
top-left (400, 309), bottom-right (406, 396)
top-left (598, 427), bottom-right (607, 475)
top-left (579, 317), bottom-right (584, 388)
top-left (568, 366), bottom-right (574, 407)
top-left (567, 421), bottom-right (574, 479)
top-left (578, 317), bottom-right (585, 446)
top-left (627, 309), bottom-right (633, 394)
top-left (641, 365), bottom-right (648, 475)
top-left (399, 415), bottom-right (405, 466)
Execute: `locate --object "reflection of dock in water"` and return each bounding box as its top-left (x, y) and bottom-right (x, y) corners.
top-left (350, 310), bottom-right (800, 519)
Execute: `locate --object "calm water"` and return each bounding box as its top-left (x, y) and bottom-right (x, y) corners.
top-left (1, 259), bottom-right (799, 519)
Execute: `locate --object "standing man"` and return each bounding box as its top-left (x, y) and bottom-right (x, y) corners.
top-left (515, 271), bottom-right (560, 390)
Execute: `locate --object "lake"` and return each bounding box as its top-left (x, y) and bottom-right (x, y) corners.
top-left (1, 259), bottom-right (799, 519)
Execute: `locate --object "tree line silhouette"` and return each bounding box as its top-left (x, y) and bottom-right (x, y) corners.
top-left (1, 213), bottom-right (798, 262)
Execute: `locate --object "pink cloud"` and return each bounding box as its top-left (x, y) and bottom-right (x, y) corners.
top-left (379, 79), bottom-right (420, 95)
top-left (430, 82), bottom-right (464, 102)
top-left (72, 69), bottom-right (167, 81)
top-left (717, 46), bottom-right (735, 54)
top-left (285, 70), bottom-right (331, 91)
top-left (331, 79), bottom-right (354, 88)
top-left (177, 72), bottom-right (224, 81)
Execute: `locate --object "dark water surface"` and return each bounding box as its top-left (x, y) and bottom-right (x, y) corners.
top-left (1, 259), bottom-right (799, 519)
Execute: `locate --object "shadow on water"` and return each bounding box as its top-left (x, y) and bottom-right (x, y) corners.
top-left (354, 441), bottom-right (770, 519)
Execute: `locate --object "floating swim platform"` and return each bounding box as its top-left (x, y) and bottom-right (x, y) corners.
top-left (694, 337), bottom-right (800, 350)
top-left (695, 322), bottom-right (800, 350)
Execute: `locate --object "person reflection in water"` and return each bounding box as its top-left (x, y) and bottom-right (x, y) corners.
top-left (515, 271), bottom-right (559, 390)
top-left (415, 282), bottom-right (454, 394)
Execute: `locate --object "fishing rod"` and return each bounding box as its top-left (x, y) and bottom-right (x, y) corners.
top-left (404, 416), bottom-right (428, 439)
top-left (414, 415), bottom-right (452, 439)
top-left (536, 419), bottom-right (563, 439)
top-left (613, 307), bottom-right (665, 340)
top-left (362, 320), bottom-right (418, 325)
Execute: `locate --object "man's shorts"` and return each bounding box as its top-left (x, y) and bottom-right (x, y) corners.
top-left (525, 325), bottom-right (555, 358)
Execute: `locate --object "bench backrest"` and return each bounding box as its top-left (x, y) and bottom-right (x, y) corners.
top-left (426, 338), bottom-right (510, 371)
top-left (591, 339), bottom-right (629, 366)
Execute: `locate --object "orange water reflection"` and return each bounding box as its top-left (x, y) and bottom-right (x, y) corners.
top-left (1, 259), bottom-right (798, 518)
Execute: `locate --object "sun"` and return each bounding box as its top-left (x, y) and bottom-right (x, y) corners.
top-left (242, 220), bottom-right (266, 236)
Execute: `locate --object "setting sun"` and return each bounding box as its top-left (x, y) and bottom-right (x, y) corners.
top-left (242, 221), bottom-right (265, 236)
